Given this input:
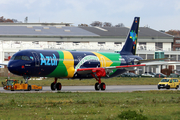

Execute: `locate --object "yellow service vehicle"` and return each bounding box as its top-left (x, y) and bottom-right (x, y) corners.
top-left (2, 80), bottom-right (42, 91)
top-left (157, 78), bottom-right (180, 89)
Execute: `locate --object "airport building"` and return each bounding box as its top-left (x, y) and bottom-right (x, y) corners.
top-left (0, 22), bottom-right (179, 75)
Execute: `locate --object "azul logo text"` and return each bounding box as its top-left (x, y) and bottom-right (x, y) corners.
top-left (40, 53), bottom-right (57, 66)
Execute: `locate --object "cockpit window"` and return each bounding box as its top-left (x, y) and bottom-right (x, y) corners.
top-left (22, 56), bottom-right (30, 61)
top-left (14, 56), bottom-right (22, 60)
top-left (10, 55), bottom-right (30, 61)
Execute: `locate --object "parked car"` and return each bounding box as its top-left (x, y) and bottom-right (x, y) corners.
top-left (157, 78), bottom-right (179, 89)
top-left (148, 72), bottom-right (156, 76)
top-left (155, 73), bottom-right (167, 78)
top-left (141, 73), bottom-right (155, 77)
top-left (120, 73), bottom-right (129, 77)
top-left (169, 73), bottom-right (179, 78)
top-left (120, 72), bottom-right (139, 77)
top-left (128, 73), bottom-right (139, 77)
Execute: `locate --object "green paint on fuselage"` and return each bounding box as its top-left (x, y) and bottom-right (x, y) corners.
top-left (46, 51), bottom-right (68, 77)
top-left (97, 52), bottom-right (121, 75)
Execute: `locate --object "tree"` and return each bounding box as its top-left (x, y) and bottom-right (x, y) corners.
top-left (166, 30), bottom-right (180, 37)
top-left (0, 16), bottom-right (22, 23)
top-left (115, 23), bottom-right (125, 27)
top-left (90, 21), bottom-right (102, 27)
top-left (103, 22), bottom-right (112, 27)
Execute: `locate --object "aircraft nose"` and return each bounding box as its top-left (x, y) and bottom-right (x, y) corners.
top-left (7, 61), bottom-right (20, 75)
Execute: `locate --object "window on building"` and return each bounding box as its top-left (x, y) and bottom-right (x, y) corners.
top-left (56, 42), bottom-right (63, 45)
top-left (114, 42), bottom-right (122, 47)
top-left (73, 42), bottom-right (80, 45)
top-left (98, 42), bottom-right (105, 44)
top-left (139, 54), bottom-right (146, 59)
top-left (155, 42), bottom-right (163, 50)
top-left (175, 47), bottom-right (180, 51)
top-left (147, 54), bottom-right (153, 59)
top-left (138, 42), bottom-right (146, 50)
top-left (178, 55), bottom-right (180, 61)
top-left (32, 41), bottom-right (39, 44)
top-left (170, 55), bottom-right (176, 61)
top-left (139, 42), bottom-right (146, 45)
top-left (114, 42), bottom-right (121, 44)
top-left (4, 52), bottom-right (16, 61)
top-left (176, 40), bottom-right (180, 44)
top-left (98, 42), bottom-right (105, 46)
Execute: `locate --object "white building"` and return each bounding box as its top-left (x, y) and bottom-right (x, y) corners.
top-left (0, 22), bottom-right (178, 75)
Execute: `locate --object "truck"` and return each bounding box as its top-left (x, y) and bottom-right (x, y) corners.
top-left (2, 79), bottom-right (42, 91)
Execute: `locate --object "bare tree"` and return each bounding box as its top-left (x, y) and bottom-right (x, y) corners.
top-left (166, 30), bottom-right (180, 37)
top-left (0, 16), bottom-right (22, 23)
top-left (103, 22), bottom-right (112, 27)
top-left (115, 23), bottom-right (125, 27)
top-left (90, 21), bottom-right (102, 27)
top-left (78, 24), bottom-right (88, 27)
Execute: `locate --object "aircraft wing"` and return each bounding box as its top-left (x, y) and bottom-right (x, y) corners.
top-left (144, 61), bottom-right (180, 66)
top-left (134, 58), bottom-right (171, 64)
top-left (77, 61), bottom-right (180, 77)
top-left (77, 64), bottom-right (146, 76)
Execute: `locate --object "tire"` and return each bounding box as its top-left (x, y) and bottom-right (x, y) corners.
top-left (51, 83), bottom-right (56, 91)
top-left (95, 83), bottom-right (100, 90)
top-left (158, 86), bottom-right (161, 90)
top-left (28, 85), bottom-right (31, 91)
top-left (56, 83), bottom-right (62, 90)
top-left (100, 82), bottom-right (106, 91)
top-left (175, 85), bottom-right (179, 89)
top-left (166, 85), bottom-right (170, 89)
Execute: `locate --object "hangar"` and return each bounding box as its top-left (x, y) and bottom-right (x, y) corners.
top-left (0, 22), bottom-right (179, 74)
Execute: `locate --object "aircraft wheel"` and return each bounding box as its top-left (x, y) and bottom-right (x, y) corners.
top-left (51, 83), bottom-right (56, 91)
top-left (95, 83), bottom-right (100, 90)
top-left (56, 83), bottom-right (62, 90)
top-left (100, 82), bottom-right (106, 90)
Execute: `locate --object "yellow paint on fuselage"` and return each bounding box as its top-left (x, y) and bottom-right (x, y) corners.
top-left (92, 52), bottom-right (113, 67)
top-left (63, 51), bottom-right (75, 78)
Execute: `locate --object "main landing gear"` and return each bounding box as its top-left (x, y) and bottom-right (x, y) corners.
top-left (51, 78), bottom-right (62, 91)
top-left (91, 68), bottom-right (107, 91)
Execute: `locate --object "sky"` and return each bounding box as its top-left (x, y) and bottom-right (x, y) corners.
top-left (0, 0), bottom-right (180, 31)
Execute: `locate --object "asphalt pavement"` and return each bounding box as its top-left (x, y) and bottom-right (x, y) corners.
top-left (1, 85), bottom-right (177, 93)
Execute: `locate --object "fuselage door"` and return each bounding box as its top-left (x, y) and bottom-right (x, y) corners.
top-left (32, 52), bottom-right (40, 67)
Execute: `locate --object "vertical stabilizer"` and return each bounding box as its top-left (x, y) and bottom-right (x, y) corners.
top-left (120, 17), bottom-right (140, 55)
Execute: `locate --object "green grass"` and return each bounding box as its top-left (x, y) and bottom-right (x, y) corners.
top-left (0, 91), bottom-right (180, 120)
top-left (0, 76), bottom-right (164, 87)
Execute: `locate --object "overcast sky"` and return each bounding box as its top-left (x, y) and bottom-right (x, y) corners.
top-left (0, 0), bottom-right (180, 31)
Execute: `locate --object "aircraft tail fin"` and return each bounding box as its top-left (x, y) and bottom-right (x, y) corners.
top-left (120, 17), bottom-right (140, 55)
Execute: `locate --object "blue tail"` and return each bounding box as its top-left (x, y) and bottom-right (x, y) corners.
top-left (120, 17), bottom-right (140, 55)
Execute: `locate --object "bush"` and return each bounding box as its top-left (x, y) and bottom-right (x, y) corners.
top-left (118, 110), bottom-right (148, 120)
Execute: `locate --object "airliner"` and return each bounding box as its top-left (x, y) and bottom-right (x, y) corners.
top-left (6, 17), bottom-right (175, 91)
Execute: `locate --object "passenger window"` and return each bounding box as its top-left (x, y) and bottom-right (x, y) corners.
top-left (170, 80), bottom-right (172, 83)
top-left (22, 56), bottom-right (30, 61)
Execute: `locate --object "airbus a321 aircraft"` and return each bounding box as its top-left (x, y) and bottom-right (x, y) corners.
top-left (6, 17), bottom-right (171, 91)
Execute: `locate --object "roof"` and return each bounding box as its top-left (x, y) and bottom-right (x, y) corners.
top-left (0, 25), bottom-right (173, 40)
top-left (80, 26), bottom-right (173, 39)
top-left (0, 26), bottom-right (99, 37)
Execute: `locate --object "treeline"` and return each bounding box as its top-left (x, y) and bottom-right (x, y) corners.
top-left (0, 16), bottom-right (21, 23)
top-left (166, 30), bottom-right (180, 37)
top-left (78, 21), bottom-right (125, 27)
